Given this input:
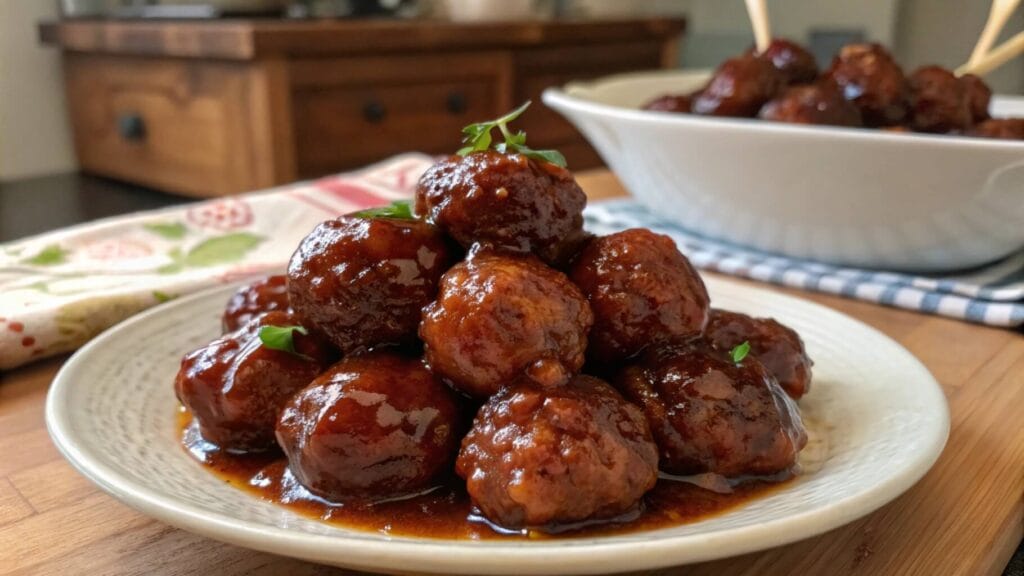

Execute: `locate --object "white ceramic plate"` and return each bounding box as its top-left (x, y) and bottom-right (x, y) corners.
top-left (544, 71), bottom-right (1024, 271)
top-left (46, 277), bottom-right (949, 575)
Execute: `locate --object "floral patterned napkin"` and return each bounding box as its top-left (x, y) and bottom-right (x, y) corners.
top-left (0, 154), bottom-right (435, 370)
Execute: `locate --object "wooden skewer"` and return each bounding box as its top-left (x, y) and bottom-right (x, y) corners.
top-left (967, 0), bottom-right (1022, 66)
top-left (958, 29), bottom-right (1024, 76)
top-left (744, 0), bottom-right (772, 54)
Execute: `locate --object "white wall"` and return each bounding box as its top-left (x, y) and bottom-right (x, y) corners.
top-left (648, 0), bottom-right (900, 68)
top-left (895, 0), bottom-right (1024, 94)
top-left (648, 0), bottom-right (1023, 95)
top-left (0, 0), bottom-right (77, 182)
top-left (652, 0), bottom-right (897, 39)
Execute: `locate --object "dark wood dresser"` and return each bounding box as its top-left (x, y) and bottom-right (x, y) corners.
top-left (40, 18), bottom-right (684, 197)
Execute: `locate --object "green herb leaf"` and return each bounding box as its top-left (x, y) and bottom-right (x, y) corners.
top-left (462, 126), bottom-right (492, 154)
top-left (523, 148), bottom-right (568, 167)
top-left (460, 101), bottom-right (531, 142)
top-left (455, 101), bottom-right (568, 168)
top-left (496, 141), bottom-right (568, 167)
top-left (23, 244), bottom-right (68, 266)
top-left (353, 199), bottom-right (415, 220)
top-left (730, 341), bottom-right (752, 364)
top-left (258, 325), bottom-right (310, 358)
top-left (183, 233), bottom-right (264, 267)
top-left (144, 221), bottom-right (187, 239)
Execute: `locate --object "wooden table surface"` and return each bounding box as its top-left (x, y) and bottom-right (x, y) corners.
top-left (2, 170), bottom-right (1023, 576)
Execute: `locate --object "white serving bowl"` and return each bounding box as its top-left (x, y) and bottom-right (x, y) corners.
top-left (543, 70), bottom-right (1024, 271)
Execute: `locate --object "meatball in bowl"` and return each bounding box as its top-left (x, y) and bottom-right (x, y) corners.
top-left (543, 43), bottom-right (1024, 272)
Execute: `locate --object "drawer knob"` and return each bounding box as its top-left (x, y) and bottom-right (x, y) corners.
top-left (363, 101), bottom-right (387, 124)
top-left (117, 113), bottom-right (146, 142)
top-left (446, 92), bottom-right (468, 115)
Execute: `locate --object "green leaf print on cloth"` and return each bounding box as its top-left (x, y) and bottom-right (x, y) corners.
top-left (158, 232), bottom-right (265, 274)
top-left (152, 290), bottom-right (175, 303)
top-left (185, 233), bottom-right (264, 266)
top-left (52, 294), bottom-right (152, 354)
top-left (22, 244), bottom-right (68, 266)
top-left (143, 221), bottom-right (188, 239)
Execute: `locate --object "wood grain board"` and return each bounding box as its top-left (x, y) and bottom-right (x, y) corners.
top-left (1, 171), bottom-right (1022, 576)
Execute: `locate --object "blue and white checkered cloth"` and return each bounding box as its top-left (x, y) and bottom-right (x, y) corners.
top-left (585, 199), bottom-right (1024, 328)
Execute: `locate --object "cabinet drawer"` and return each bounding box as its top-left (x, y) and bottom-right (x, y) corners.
top-left (64, 54), bottom-right (268, 197)
top-left (290, 54), bottom-right (508, 177)
top-left (294, 80), bottom-right (500, 175)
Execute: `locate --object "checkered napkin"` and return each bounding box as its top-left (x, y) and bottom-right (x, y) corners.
top-left (3, 153), bottom-right (1022, 371)
top-left (585, 199), bottom-right (1024, 328)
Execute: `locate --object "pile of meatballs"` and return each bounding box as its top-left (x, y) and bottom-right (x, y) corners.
top-left (645, 39), bottom-right (1024, 140)
top-left (175, 148), bottom-right (812, 533)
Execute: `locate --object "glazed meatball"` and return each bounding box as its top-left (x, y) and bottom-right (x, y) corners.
top-left (420, 251), bottom-right (592, 398)
top-left (753, 38), bottom-right (819, 85)
top-left (960, 73), bottom-right (992, 123)
top-left (704, 309), bottom-right (813, 399)
top-left (276, 351), bottom-right (461, 501)
top-left (692, 54), bottom-right (785, 117)
top-left (175, 311), bottom-right (336, 452)
top-left (287, 215), bottom-right (455, 354)
top-left (617, 342), bottom-right (806, 477)
top-left (222, 275), bottom-right (290, 333)
top-left (908, 66), bottom-right (972, 133)
top-left (456, 375), bottom-right (658, 530)
top-left (416, 151), bottom-right (587, 265)
top-left (643, 93), bottom-right (694, 113)
top-left (758, 82), bottom-right (863, 127)
top-left (968, 118), bottom-right (1024, 140)
top-left (826, 43), bottom-right (909, 127)
top-left (569, 229), bottom-right (709, 364)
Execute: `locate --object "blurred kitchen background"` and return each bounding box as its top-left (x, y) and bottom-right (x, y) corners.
top-left (1, 0), bottom-right (1022, 211)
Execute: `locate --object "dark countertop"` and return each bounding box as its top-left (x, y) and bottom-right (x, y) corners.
top-left (0, 172), bottom-right (192, 242)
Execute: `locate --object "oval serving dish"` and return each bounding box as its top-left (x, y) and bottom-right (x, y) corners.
top-left (544, 70), bottom-right (1024, 271)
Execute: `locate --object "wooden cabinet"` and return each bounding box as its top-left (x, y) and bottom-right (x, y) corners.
top-left (288, 53), bottom-right (511, 175)
top-left (42, 18), bottom-right (684, 197)
top-left (63, 54), bottom-right (287, 197)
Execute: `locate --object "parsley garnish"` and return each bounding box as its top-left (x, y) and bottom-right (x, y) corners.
top-left (258, 325), bottom-right (311, 359)
top-left (457, 101), bottom-right (567, 168)
top-left (353, 199), bottom-right (414, 220)
top-left (730, 341), bottom-right (752, 364)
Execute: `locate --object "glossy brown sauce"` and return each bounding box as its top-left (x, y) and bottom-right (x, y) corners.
top-left (179, 409), bottom-right (794, 539)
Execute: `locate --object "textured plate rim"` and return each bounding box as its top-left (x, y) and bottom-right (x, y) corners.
top-left (45, 279), bottom-right (950, 575)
